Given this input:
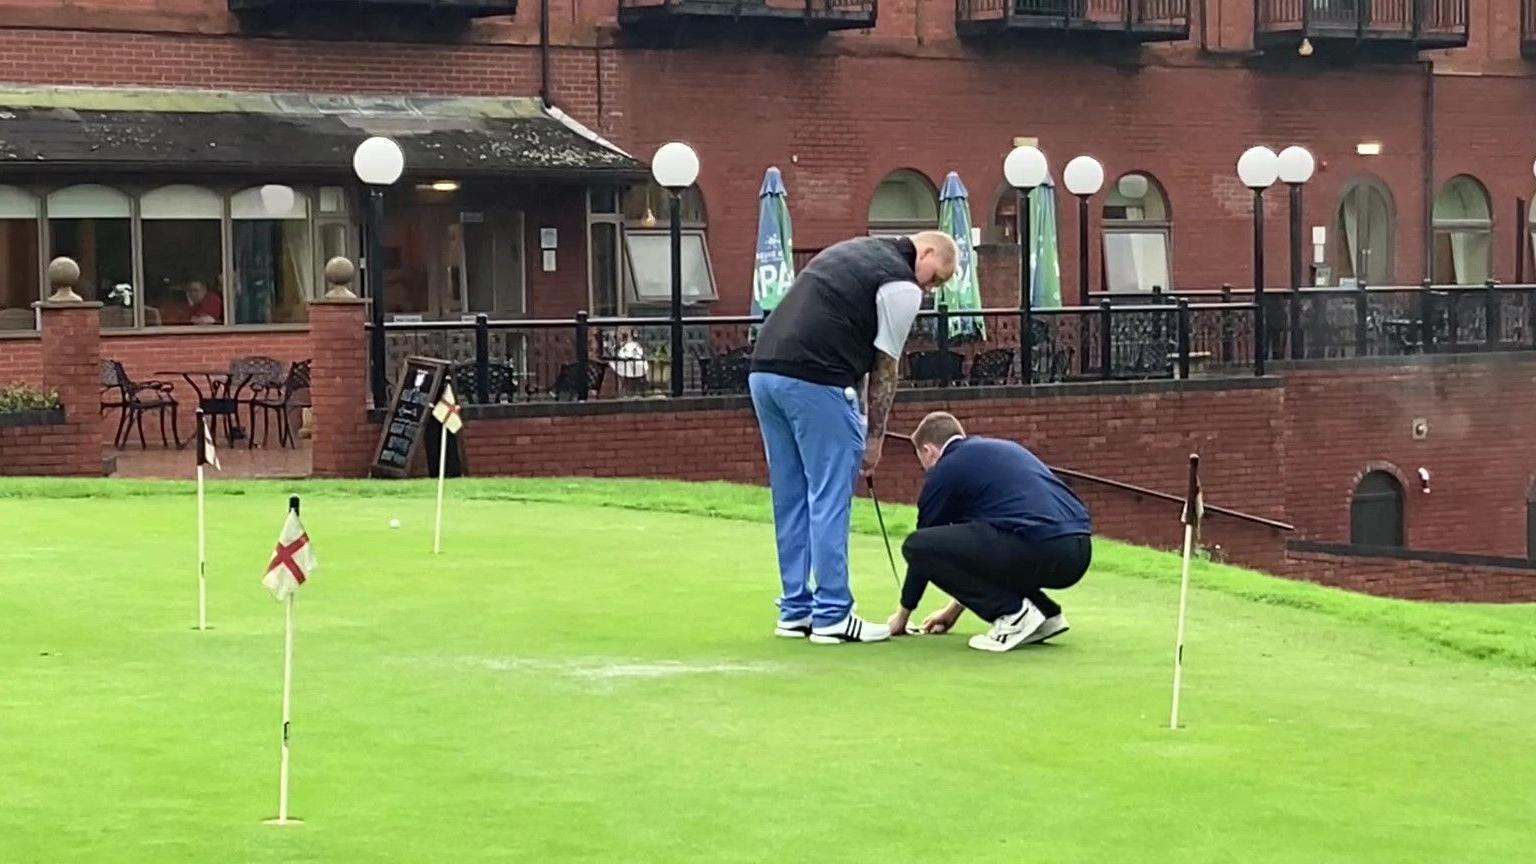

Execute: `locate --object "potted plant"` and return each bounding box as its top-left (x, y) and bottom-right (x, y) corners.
top-left (0, 383), bottom-right (63, 427)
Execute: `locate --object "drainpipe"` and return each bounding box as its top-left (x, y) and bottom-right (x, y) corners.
top-left (1421, 59), bottom-right (1434, 281)
top-left (540, 0), bottom-right (553, 107)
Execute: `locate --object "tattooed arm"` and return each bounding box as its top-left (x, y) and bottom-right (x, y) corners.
top-left (861, 352), bottom-right (900, 475)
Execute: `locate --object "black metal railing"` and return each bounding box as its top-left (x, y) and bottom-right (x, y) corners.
top-left (231, 0), bottom-right (519, 14)
top-left (956, 0), bottom-right (1188, 31)
top-left (618, 0), bottom-right (877, 23)
top-left (1255, 0), bottom-right (1468, 39)
top-left (367, 299), bottom-right (1261, 405)
top-left (1097, 281), bottom-right (1536, 361)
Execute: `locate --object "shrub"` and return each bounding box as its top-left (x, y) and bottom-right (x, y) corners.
top-left (0, 383), bottom-right (61, 414)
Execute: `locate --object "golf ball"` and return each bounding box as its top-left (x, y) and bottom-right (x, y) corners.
top-left (844, 386), bottom-right (857, 402)
top-left (389, 518), bottom-right (401, 529)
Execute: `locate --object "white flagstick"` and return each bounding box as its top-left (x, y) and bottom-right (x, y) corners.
top-left (197, 461), bottom-right (207, 631)
top-left (1170, 453), bottom-right (1201, 730)
top-left (433, 429), bottom-right (448, 554)
top-left (277, 591), bottom-right (295, 823)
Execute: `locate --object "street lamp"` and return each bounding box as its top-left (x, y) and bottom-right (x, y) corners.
top-left (1004, 144), bottom-right (1048, 385)
top-left (1277, 145), bottom-right (1315, 360)
top-left (1237, 145), bottom-right (1280, 376)
top-left (353, 135), bottom-right (405, 408)
top-left (651, 141), bottom-right (700, 398)
top-left (1063, 155), bottom-right (1105, 308)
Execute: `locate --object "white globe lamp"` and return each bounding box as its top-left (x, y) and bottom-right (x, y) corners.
top-left (1003, 145), bottom-right (1049, 190)
top-left (259, 184), bottom-right (296, 216)
top-left (353, 136), bottom-right (405, 186)
top-left (1237, 146), bottom-right (1281, 190)
top-left (1277, 146), bottom-right (1316, 185)
top-left (651, 142), bottom-right (700, 191)
top-left (1063, 156), bottom-right (1105, 197)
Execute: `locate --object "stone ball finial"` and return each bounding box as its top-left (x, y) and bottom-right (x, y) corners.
top-left (46, 257), bottom-right (83, 303)
top-left (323, 256), bottom-right (358, 299)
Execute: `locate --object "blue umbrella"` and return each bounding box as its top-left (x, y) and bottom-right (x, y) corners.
top-left (751, 167), bottom-right (794, 320)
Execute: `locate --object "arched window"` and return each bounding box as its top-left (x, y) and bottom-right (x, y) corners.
top-left (232, 187), bottom-right (313, 325)
top-left (141, 185), bottom-right (225, 327)
top-left (617, 181), bottom-right (715, 309)
top-left (0, 186), bottom-right (40, 331)
top-left (1331, 177), bottom-right (1394, 287)
top-left (1432, 176), bottom-right (1491, 286)
top-left (47, 184), bottom-right (135, 324)
top-left (1528, 484), bottom-right (1536, 561)
top-left (1350, 470), bottom-right (1405, 547)
top-left (868, 170), bottom-right (938, 236)
top-left (1102, 172), bottom-right (1171, 294)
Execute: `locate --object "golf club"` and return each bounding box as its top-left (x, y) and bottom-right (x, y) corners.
top-left (866, 475), bottom-right (923, 635)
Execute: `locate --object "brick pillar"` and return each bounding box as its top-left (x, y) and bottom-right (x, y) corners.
top-left (308, 258), bottom-right (374, 478)
top-left (33, 257), bottom-right (104, 476)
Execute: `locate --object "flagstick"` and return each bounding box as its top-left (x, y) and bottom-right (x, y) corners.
top-left (1170, 453), bottom-right (1201, 731)
top-left (433, 429), bottom-right (448, 554)
top-left (277, 592), bottom-right (295, 823)
top-left (1169, 519), bottom-right (1195, 730)
top-left (197, 462), bottom-right (207, 631)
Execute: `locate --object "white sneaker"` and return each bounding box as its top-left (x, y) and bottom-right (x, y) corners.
top-left (774, 616), bottom-right (812, 639)
top-left (809, 613), bottom-right (891, 645)
top-left (1022, 613), bottom-right (1070, 645)
top-left (967, 602), bottom-right (1046, 653)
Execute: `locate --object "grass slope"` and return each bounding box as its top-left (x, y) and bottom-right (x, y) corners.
top-left (1, 480), bottom-right (1534, 863)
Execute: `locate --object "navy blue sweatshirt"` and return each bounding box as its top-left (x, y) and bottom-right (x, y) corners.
top-left (903, 436), bottom-right (1091, 610)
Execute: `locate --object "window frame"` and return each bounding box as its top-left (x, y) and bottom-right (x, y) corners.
top-left (1332, 177), bottom-right (1396, 287)
top-left (1100, 172), bottom-right (1173, 294)
top-left (1431, 175), bottom-right (1493, 286)
top-left (620, 227), bottom-right (719, 308)
top-left (867, 169), bottom-right (939, 236)
top-left (0, 185), bottom-right (44, 332)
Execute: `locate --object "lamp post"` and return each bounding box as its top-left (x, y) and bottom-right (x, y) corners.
top-left (1004, 144), bottom-right (1048, 385)
top-left (651, 142), bottom-right (700, 398)
top-left (1237, 145), bottom-right (1280, 376)
top-left (1063, 155), bottom-right (1105, 308)
top-left (353, 136), bottom-right (405, 408)
top-left (1277, 145), bottom-right (1315, 360)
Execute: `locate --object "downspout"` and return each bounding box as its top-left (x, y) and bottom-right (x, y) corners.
top-left (1421, 59), bottom-right (1434, 281)
top-left (540, 0), bottom-right (553, 107)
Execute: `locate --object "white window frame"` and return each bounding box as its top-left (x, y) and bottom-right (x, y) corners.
top-left (621, 228), bottom-right (718, 308)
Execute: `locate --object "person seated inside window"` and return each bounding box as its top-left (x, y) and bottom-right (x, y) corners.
top-left (164, 280), bottom-right (224, 326)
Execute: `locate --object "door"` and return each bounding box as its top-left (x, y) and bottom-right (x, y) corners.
top-left (447, 208), bottom-right (525, 320)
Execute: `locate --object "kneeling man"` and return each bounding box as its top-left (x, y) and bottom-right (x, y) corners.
top-left (887, 412), bottom-right (1093, 653)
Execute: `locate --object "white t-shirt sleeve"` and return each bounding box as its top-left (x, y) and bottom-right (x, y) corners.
top-left (873, 281), bottom-right (923, 360)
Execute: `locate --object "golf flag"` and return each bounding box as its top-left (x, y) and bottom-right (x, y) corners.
top-left (432, 382), bottom-right (464, 435)
top-left (937, 171), bottom-right (985, 341)
top-left (751, 166), bottom-right (794, 319)
top-left (263, 507), bottom-right (315, 602)
top-left (196, 412), bottom-right (221, 471)
top-left (1181, 455), bottom-right (1204, 531)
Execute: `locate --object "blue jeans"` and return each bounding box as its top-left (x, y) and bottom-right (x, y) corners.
top-left (748, 371), bottom-right (865, 627)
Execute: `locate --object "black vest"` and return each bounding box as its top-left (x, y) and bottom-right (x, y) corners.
top-left (750, 236), bottom-right (918, 388)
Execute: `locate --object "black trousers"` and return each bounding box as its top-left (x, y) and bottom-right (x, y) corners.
top-left (900, 523), bottom-right (1092, 622)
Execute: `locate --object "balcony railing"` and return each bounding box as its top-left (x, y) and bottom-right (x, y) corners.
top-left (230, 0), bottom-right (519, 16)
top-left (1524, 0), bottom-right (1536, 58)
top-left (618, 0), bottom-right (877, 32)
top-left (1254, 0), bottom-right (1469, 51)
top-left (955, 0), bottom-right (1189, 41)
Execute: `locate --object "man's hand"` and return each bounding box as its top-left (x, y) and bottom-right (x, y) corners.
top-left (920, 602), bottom-right (963, 634)
top-left (887, 608), bottom-right (912, 636)
top-left (861, 435), bottom-right (883, 477)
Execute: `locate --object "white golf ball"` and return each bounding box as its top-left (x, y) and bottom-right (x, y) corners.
top-left (844, 386), bottom-right (857, 402)
top-left (389, 518), bottom-right (401, 529)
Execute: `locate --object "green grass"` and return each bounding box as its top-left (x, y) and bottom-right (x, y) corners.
top-left (3, 478), bottom-right (1535, 863)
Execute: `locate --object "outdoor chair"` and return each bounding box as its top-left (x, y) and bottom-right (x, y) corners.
top-left (99, 359), bottom-right (181, 449)
top-left (249, 359), bottom-right (312, 449)
top-left (230, 356), bottom-right (286, 447)
top-left (966, 348), bottom-right (1016, 386)
top-left (905, 350), bottom-right (964, 387)
top-left (698, 347), bottom-right (752, 395)
top-left (450, 361), bottom-right (517, 404)
top-left (542, 360), bottom-right (608, 401)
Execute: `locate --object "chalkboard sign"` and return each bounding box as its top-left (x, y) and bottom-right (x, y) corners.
top-left (371, 356), bottom-right (448, 479)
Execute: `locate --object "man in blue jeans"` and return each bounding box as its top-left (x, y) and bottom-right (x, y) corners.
top-left (748, 231), bottom-right (958, 645)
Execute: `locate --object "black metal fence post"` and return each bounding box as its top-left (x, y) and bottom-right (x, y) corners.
top-left (668, 192), bottom-right (684, 398)
top-left (936, 303), bottom-right (951, 388)
top-left (1099, 300), bottom-right (1113, 381)
top-left (1484, 279), bottom-right (1500, 349)
top-left (1353, 281), bottom-right (1369, 357)
top-left (1220, 283), bottom-right (1234, 363)
top-left (473, 314), bottom-right (490, 405)
top-left (574, 311), bottom-right (590, 401)
top-left (1176, 298), bottom-right (1191, 380)
top-left (1420, 280), bottom-right (1437, 354)
top-left (1446, 286), bottom-right (1461, 350)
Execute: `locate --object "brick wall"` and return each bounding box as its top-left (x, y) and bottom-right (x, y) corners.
top-left (1284, 544), bottom-right (1536, 602)
top-left (32, 303), bottom-right (103, 476)
top-left (1279, 354), bottom-right (1536, 558)
top-left (0, 416), bottom-right (94, 477)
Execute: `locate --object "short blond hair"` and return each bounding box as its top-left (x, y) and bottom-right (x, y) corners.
top-left (912, 410), bottom-right (965, 450)
top-left (910, 230), bottom-right (959, 268)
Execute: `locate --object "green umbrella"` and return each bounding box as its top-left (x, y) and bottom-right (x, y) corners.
top-left (1031, 176), bottom-right (1063, 309)
top-left (751, 167), bottom-right (794, 318)
top-left (938, 172), bottom-right (985, 341)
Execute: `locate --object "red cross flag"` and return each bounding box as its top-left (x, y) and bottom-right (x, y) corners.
top-left (263, 508), bottom-right (316, 601)
top-left (432, 382), bottom-right (464, 435)
top-left (196, 412), bottom-right (221, 471)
